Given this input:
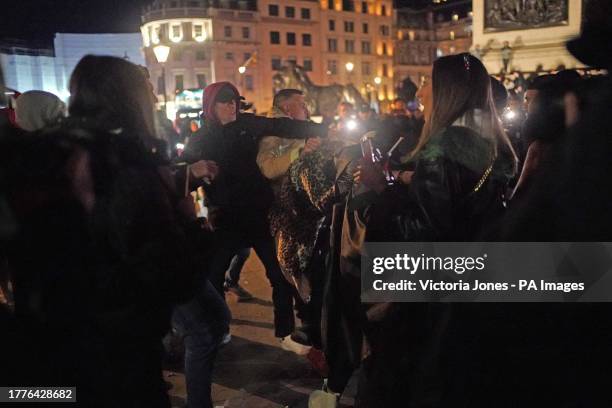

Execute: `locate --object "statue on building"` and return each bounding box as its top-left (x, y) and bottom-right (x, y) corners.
top-left (501, 41), bottom-right (513, 72)
top-left (272, 62), bottom-right (366, 117)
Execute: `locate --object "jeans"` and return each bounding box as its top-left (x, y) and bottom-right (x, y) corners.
top-left (172, 280), bottom-right (231, 408)
top-left (224, 247), bottom-right (251, 287)
top-left (208, 229), bottom-right (295, 338)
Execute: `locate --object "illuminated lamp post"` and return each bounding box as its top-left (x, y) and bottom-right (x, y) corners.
top-left (153, 44), bottom-right (170, 117)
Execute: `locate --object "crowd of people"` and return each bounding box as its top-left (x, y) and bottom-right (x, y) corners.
top-left (1, 2), bottom-right (612, 407)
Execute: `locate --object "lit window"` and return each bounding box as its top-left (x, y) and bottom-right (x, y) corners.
top-left (193, 24), bottom-right (206, 42)
top-left (450, 31), bottom-right (455, 40)
top-left (152, 25), bottom-right (161, 44)
top-left (327, 60), bottom-right (338, 75)
top-left (170, 24), bottom-right (183, 43)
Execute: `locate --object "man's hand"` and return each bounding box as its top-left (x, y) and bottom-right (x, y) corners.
top-left (301, 137), bottom-right (322, 156)
top-left (190, 160), bottom-right (219, 181)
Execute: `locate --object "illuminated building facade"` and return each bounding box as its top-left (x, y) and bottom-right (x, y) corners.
top-left (394, 1), bottom-right (472, 88)
top-left (141, 0), bottom-right (394, 114)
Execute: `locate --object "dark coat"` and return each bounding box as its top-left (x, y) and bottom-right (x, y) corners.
top-left (368, 125), bottom-right (513, 242)
top-left (182, 113), bottom-right (326, 235)
top-left (1, 124), bottom-right (193, 407)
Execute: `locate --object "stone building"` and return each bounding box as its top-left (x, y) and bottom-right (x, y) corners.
top-left (394, 0), bottom-right (473, 88)
top-left (141, 0), bottom-right (394, 114)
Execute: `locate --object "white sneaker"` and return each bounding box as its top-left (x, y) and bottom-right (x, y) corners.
top-left (279, 334), bottom-right (312, 356)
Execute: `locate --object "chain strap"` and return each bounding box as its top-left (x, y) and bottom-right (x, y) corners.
top-left (473, 162), bottom-right (494, 193)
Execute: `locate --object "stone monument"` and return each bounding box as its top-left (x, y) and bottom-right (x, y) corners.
top-left (473, 0), bottom-right (584, 73)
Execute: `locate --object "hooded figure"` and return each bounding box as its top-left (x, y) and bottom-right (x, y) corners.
top-left (15, 90), bottom-right (66, 131)
top-left (183, 81), bottom-right (328, 354)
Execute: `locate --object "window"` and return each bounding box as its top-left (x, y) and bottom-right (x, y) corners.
top-left (345, 39), bottom-right (355, 54)
top-left (362, 61), bottom-right (371, 75)
top-left (344, 21), bottom-right (354, 32)
top-left (272, 57), bottom-right (282, 70)
top-left (196, 50), bottom-right (206, 60)
top-left (382, 63), bottom-right (388, 77)
top-left (225, 52), bottom-right (234, 60)
top-left (409, 31), bottom-right (416, 41)
top-left (382, 42), bottom-right (387, 55)
top-left (245, 75), bottom-right (254, 91)
top-left (361, 1), bottom-right (368, 13)
top-left (244, 52), bottom-right (251, 62)
top-left (302, 33), bottom-right (312, 46)
top-left (287, 56), bottom-right (297, 65)
top-left (196, 74), bottom-right (207, 88)
top-left (361, 41), bottom-right (371, 54)
top-left (270, 31), bottom-right (280, 44)
top-left (193, 24), bottom-right (203, 40)
top-left (362, 23), bottom-right (369, 34)
top-left (380, 25), bottom-right (390, 36)
top-left (327, 60), bottom-right (338, 75)
top-left (269, 4), bottom-right (279, 16)
top-left (224, 26), bottom-right (232, 37)
top-left (170, 24), bottom-right (182, 42)
top-left (301, 8), bottom-right (311, 19)
top-left (329, 20), bottom-right (336, 31)
top-left (449, 31), bottom-right (455, 40)
top-left (328, 0), bottom-right (334, 9)
top-left (242, 27), bottom-right (250, 39)
top-left (342, 0), bottom-right (354, 12)
top-left (303, 58), bottom-right (313, 71)
top-left (175, 75), bottom-right (184, 91)
top-left (381, 5), bottom-right (387, 16)
top-left (173, 49), bottom-right (183, 61)
top-left (285, 6), bottom-right (295, 18)
top-left (328, 38), bottom-right (338, 52)
top-left (287, 32), bottom-right (296, 45)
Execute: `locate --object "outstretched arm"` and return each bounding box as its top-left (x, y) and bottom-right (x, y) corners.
top-left (232, 113), bottom-right (328, 140)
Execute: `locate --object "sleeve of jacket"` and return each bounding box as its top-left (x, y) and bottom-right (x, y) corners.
top-left (366, 153), bottom-right (453, 242)
top-left (234, 113), bottom-right (327, 140)
top-left (257, 136), bottom-right (301, 180)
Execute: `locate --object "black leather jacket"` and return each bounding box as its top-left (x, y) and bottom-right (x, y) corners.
top-left (368, 125), bottom-right (515, 242)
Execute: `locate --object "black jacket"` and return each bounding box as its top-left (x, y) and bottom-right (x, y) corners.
top-left (182, 113), bottom-right (327, 232)
top-left (368, 125), bottom-right (514, 242)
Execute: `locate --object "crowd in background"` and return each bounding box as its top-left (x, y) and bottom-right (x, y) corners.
top-left (1, 1), bottom-right (612, 407)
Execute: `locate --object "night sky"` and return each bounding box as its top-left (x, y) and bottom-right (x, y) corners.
top-left (1, 0), bottom-right (458, 44)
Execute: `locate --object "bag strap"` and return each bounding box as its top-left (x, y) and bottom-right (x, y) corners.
top-left (184, 164), bottom-right (191, 198)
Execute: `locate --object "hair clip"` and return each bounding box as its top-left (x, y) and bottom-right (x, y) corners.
top-left (463, 54), bottom-right (471, 72)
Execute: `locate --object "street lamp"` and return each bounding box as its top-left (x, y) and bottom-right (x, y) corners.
top-left (345, 61), bottom-right (354, 73)
top-left (238, 66), bottom-right (246, 74)
top-left (153, 44), bottom-right (170, 117)
top-left (374, 76), bottom-right (382, 85)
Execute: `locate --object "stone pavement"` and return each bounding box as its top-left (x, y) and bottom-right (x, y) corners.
top-left (164, 253), bottom-right (357, 408)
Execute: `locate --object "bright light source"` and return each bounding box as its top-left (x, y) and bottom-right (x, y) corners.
top-left (238, 66), bottom-right (246, 74)
top-left (374, 76), bottom-right (382, 85)
top-left (153, 45), bottom-right (170, 63)
top-left (346, 119), bottom-right (358, 131)
top-left (176, 143), bottom-right (185, 150)
top-left (504, 110), bottom-right (517, 120)
top-left (345, 62), bottom-right (354, 72)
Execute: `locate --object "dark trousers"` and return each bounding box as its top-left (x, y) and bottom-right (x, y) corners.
top-left (208, 228), bottom-right (295, 338)
top-left (172, 280), bottom-right (231, 408)
top-left (224, 247), bottom-right (251, 287)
